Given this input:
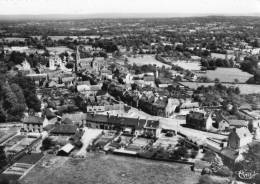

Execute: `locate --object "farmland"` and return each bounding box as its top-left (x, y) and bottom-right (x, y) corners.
top-left (127, 55), bottom-right (171, 68)
top-left (20, 154), bottom-right (199, 184)
top-left (164, 58), bottom-right (201, 71)
top-left (197, 68), bottom-right (253, 83)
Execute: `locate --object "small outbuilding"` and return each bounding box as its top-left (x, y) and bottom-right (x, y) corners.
top-left (57, 143), bottom-right (75, 156)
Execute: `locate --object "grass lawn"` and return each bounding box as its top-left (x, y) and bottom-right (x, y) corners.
top-left (20, 154), bottom-right (200, 184)
top-left (16, 153), bottom-right (44, 165)
top-left (127, 55), bottom-right (172, 68)
top-left (198, 68), bottom-right (253, 83)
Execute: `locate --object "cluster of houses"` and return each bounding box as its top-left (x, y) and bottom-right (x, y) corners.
top-left (186, 108), bottom-right (260, 166)
top-left (22, 112), bottom-right (160, 139)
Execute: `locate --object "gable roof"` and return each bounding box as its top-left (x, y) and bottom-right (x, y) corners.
top-left (86, 114), bottom-right (148, 130)
top-left (228, 120), bottom-right (248, 127)
top-left (22, 116), bottom-right (44, 125)
top-left (62, 113), bottom-right (86, 123)
top-left (51, 124), bottom-right (77, 135)
top-left (58, 143), bottom-right (75, 154)
top-left (232, 127), bottom-right (252, 139)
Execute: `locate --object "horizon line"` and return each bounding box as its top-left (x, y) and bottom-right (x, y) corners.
top-left (0, 12), bottom-right (259, 20)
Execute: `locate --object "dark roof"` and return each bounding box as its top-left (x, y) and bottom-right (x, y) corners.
top-left (96, 90), bottom-right (108, 96)
top-left (86, 114), bottom-right (108, 123)
top-left (45, 109), bottom-right (57, 119)
top-left (22, 116), bottom-right (44, 125)
top-left (86, 114), bottom-right (147, 129)
top-left (228, 120), bottom-right (248, 127)
top-left (108, 116), bottom-right (146, 129)
top-left (50, 124), bottom-right (77, 135)
top-left (62, 118), bottom-right (73, 124)
top-left (143, 76), bottom-right (155, 81)
top-left (145, 120), bottom-right (160, 129)
top-left (43, 124), bottom-right (55, 131)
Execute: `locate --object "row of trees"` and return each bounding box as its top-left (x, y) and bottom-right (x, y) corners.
top-left (201, 58), bottom-right (235, 70)
top-left (0, 75), bottom-right (41, 122)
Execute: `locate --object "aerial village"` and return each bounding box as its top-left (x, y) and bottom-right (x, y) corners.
top-left (0, 17), bottom-right (260, 184)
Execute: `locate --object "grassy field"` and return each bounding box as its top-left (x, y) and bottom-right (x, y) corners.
top-left (180, 82), bottom-right (260, 94)
top-left (20, 154), bottom-right (199, 184)
top-left (127, 55), bottom-right (172, 68)
top-left (197, 68), bottom-right (253, 83)
top-left (46, 46), bottom-right (73, 54)
top-left (164, 58), bottom-right (201, 71)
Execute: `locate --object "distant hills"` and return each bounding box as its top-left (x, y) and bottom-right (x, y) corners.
top-left (0, 13), bottom-right (259, 20)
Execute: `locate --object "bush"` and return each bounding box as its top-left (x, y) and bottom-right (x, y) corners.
top-left (41, 137), bottom-right (54, 150)
top-left (201, 168), bottom-right (212, 175)
top-left (198, 175), bottom-right (215, 184)
top-left (215, 166), bottom-right (233, 177)
top-left (191, 149), bottom-right (199, 158)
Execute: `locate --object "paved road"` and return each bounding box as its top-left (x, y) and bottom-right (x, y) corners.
top-left (159, 117), bottom-right (227, 145)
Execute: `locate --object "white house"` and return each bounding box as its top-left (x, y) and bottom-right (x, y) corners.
top-left (228, 127), bottom-right (253, 150)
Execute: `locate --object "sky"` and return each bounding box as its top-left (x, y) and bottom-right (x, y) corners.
top-left (0, 0), bottom-right (259, 15)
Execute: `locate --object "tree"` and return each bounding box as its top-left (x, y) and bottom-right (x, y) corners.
top-left (11, 75), bottom-right (41, 112)
top-left (0, 146), bottom-right (7, 169)
top-left (214, 78), bottom-right (220, 83)
top-left (41, 137), bottom-right (54, 150)
top-left (234, 78), bottom-right (239, 84)
top-left (9, 51), bottom-right (26, 65)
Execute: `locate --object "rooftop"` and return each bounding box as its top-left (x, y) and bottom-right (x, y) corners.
top-left (22, 116), bottom-right (44, 125)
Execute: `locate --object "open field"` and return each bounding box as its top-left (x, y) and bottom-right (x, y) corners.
top-left (0, 37), bottom-right (26, 42)
top-left (127, 55), bottom-right (171, 68)
top-left (197, 68), bottom-right (253, 83)
top-left (179, 82), bottom-right (260, 94)
top-left (164, 58), bottom-right (201, 71)
top-left (20, 154), bottom-right (199, 184)
top-left (46, 46), bottom-right (73, 54)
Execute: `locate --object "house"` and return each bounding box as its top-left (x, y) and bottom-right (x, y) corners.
top-left (85, 114), bottom-right (160, 137)
top-left (165, 98), bottom-right (180, 117)
top-left (77, 84), bottom-right (102, 96)
top-left (216, 112), bottom-right (249, 131)
top-left (49, 54), bottom-right (66, 71)
top-left (186, 110), bottom-right (213, 131)
top-left (143, 120), bottom-right (161, 138)
top-left (228, 127), bottom-right (253, 150)
top-left (62, 113), bottom-right (86, 125)
top-left (228, 120), bottom-right (248, 129)
top-left (15, 59), bottom-right (31, 71)
top-left (62, 77), bottom-right (75, 87)
top-left (179, 100), bottom-right (200, 115)
top-left (215, 112), bottom-right (230, 131)
top-left (87, 105), bottom-right (106, 113)
top-left (50, 124), bottom-right (77, 136)
top-left (22, 116), bottom-right (46, 133)
top-left (86, 114), bottom-right (145, 133)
